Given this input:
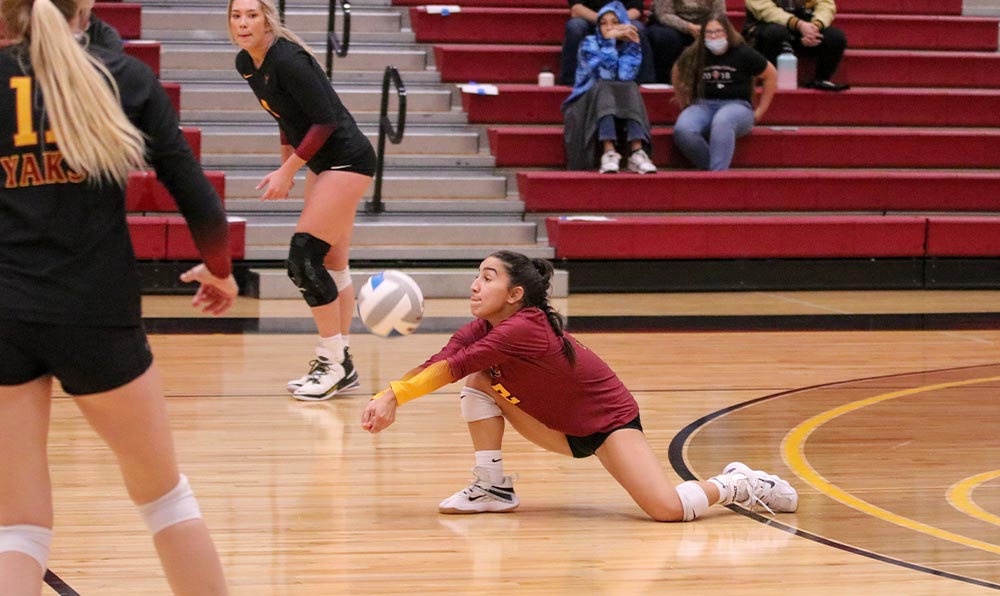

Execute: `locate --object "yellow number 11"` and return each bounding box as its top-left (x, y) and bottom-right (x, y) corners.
top-left (11, 76), bottom-right (56, 147)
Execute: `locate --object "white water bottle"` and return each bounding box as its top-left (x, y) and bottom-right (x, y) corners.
top-left (776, 43), bottom-right (797, 90)
top-left (538, 68), bottom-right (554, 87)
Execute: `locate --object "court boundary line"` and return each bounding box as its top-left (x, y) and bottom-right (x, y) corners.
top-left (668, 362), bottom-right (1000, 592)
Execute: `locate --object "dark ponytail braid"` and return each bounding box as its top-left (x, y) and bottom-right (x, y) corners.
top-left (491, 251), bottom-right (576, 366)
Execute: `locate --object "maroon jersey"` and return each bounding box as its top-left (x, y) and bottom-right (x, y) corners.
top-left (425, 307), bottom-right (639, 436)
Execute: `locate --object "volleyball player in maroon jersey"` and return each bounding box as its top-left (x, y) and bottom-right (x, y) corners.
top-left (0, 0), bottom-right (233, 592)
top-left (363, 251), bottom-right (798, 520)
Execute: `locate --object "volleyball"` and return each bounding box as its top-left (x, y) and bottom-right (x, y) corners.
top-left (356, 270), bottom-right (425, 337)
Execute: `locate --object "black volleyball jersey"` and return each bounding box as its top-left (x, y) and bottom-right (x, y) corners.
top-left (0, 43), bottom-right (231, 326)
top-left (235, 37), bottom-right (372, 167)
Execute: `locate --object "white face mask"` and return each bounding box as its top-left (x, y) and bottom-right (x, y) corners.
top-left (705, 38), bottom-right (729, 55)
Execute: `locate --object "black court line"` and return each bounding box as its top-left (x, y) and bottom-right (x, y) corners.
top-left (44, 570), bottom-right (81, 596)
top-left (667, 362), bottom-right (1000, 592)
top-left (143, 312), bottom-right (1000, 334)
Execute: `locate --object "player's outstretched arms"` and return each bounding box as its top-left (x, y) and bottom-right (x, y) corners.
top-left (362, 390), bottom-right (399, 433)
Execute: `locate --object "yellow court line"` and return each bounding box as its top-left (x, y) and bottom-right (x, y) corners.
top-left (947, 470), bottom-right (1000, 527)
top-left (782, 375), bottom-right (1000, 555)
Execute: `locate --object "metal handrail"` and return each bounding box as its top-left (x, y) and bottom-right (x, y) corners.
top-left (326, 0), bottom-right (351, 78)
top-left (367, 66), bottom-right (406, 215)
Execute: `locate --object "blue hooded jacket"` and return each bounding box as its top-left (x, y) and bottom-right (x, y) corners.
top-left (563, 1), bottom-right (643, 106)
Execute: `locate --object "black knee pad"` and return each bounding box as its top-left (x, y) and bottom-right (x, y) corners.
top-left (286, 232), bottom-right (339, 307)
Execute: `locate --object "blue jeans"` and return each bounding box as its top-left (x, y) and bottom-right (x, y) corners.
top-left (597, 115), bottom-right (646, 144)
top-left (673, 99), bottom-right (754, 171)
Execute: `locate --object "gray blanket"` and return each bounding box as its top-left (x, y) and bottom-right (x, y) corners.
top-left (561, 80), bottom-right (652, 171)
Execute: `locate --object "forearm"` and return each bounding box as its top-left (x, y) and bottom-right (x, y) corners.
top-left (754, 64), bottom-right (778, 121)
top-left (570, 4), bottom-right (598, 22)
top-left (811, 0), bottom-right (836, 28)
top-left (379, 360), bottom-right (457, 405)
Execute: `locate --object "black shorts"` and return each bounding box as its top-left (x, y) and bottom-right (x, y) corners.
top-left (0, 320), bottom-right (153, 395)
top-left (307, 142), bottom-right (378, 177)
top-left (566, 414), bottom-right (643, 459)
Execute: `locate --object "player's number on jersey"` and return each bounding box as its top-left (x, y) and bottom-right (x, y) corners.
top-left (10, 77), bottom-right (56, 147)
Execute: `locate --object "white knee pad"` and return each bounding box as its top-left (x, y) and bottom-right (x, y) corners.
top-left (460, 387), bottom-right (503, 422)
top-left (676, 481), bottom-right (710, 522)
top-left (329, 267), bottom-right (353, 292)
top-left (137, 474), bottom-right (203, 535)
top-left (0, 524), bottom-right (53, 573)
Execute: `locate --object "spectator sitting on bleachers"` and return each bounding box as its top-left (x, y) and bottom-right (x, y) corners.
top-left (671, 13), bottom-right (776, 170)
top-left (558, 0), bottom-right (654, 85)
top-left (561, 1), bottom-right (656, 174)
top-left (79, 0), bottom-right (125, 52)
top-left (743, 0), bottom-right (848, 90)
top-left (647, 0), bottom-right (723, 84)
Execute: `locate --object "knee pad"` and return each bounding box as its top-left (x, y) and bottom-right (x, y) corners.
top-left (287, 232), bottom-right (338, 307)
top-left (675, 481), bottom-right (710, 522)
top-left (0, 524), bottom-right (53, 572)
top-left (460, 387), bottom-right (503, 422)
top-left (137, 474), bottom-right (203, 535)
top-left (329, 266), bottom-right (353, 293)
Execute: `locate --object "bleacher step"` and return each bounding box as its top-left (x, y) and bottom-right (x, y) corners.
top-left (181, 84), bottom-right (453, 113)
top-left (245, 244), bottom-right (555, 260)
top-left (223, 173), bottom-right (504, 201)
top-left (247, 267), bottom-right (568, 299)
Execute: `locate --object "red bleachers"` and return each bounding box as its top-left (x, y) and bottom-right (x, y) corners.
top-left (434, 1), bottom-right (1000, 272)
top-left (435, 44), bottom-right (1000, 87)
top-left (92, 2), bottom-right (142, 40)
top-left (544, 216), bottom-right (928, 259)
top-left (517, 171), bottom-right (1000, 214)
top-left (129, 216), bottom-right (247, 260)
top-left (489, 126), bottom-right (1000, 168)
top-left (414, 9), bottom-right (997, 51)
top-left (463, 85), bottom-right (1000, 127)
top-left (397, 0), bottom-right (964, 14)
top-left (124, 41), bottom-right (161, 77)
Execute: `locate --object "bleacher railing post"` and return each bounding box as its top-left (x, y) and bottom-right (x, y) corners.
top-left (326, 0), bottom-right (351, 79)
top-left (368, 66), bottom-right (406, 215)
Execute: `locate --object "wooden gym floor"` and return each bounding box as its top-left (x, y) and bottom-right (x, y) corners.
top-left (41, 290), bottom-right (1000, 595)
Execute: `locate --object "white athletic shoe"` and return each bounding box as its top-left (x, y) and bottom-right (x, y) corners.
top-left (627, 149), bottom-right (657, 174)
top-left (438, 466), bottom-right (520, 514)
top-left (599, 150), bottom-right (621, 174)
top-left (722, 461), bottom-right (798, 514)
top-left (291, 347), bottom-right (360, 401)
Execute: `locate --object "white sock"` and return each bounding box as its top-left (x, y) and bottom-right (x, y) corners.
top-left (319, 335), bottom-right (345, 362)
top-left (474, 450), bottom-right (504, 484)
top-left (675, 481), bottom-right (710, 521)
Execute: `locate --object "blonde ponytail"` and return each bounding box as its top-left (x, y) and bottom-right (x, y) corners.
top-left (28, 0), bottom-right (146, 187)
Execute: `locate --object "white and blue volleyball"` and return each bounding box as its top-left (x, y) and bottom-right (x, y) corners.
top-left (356, 270), bottom-right (425, 337)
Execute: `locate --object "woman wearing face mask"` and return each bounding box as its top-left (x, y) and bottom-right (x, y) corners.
top-left (671, 13), bottom-right (776, 171)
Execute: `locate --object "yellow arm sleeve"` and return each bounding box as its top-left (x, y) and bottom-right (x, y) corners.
top-left (383, 360), bottom-right (457, 406)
